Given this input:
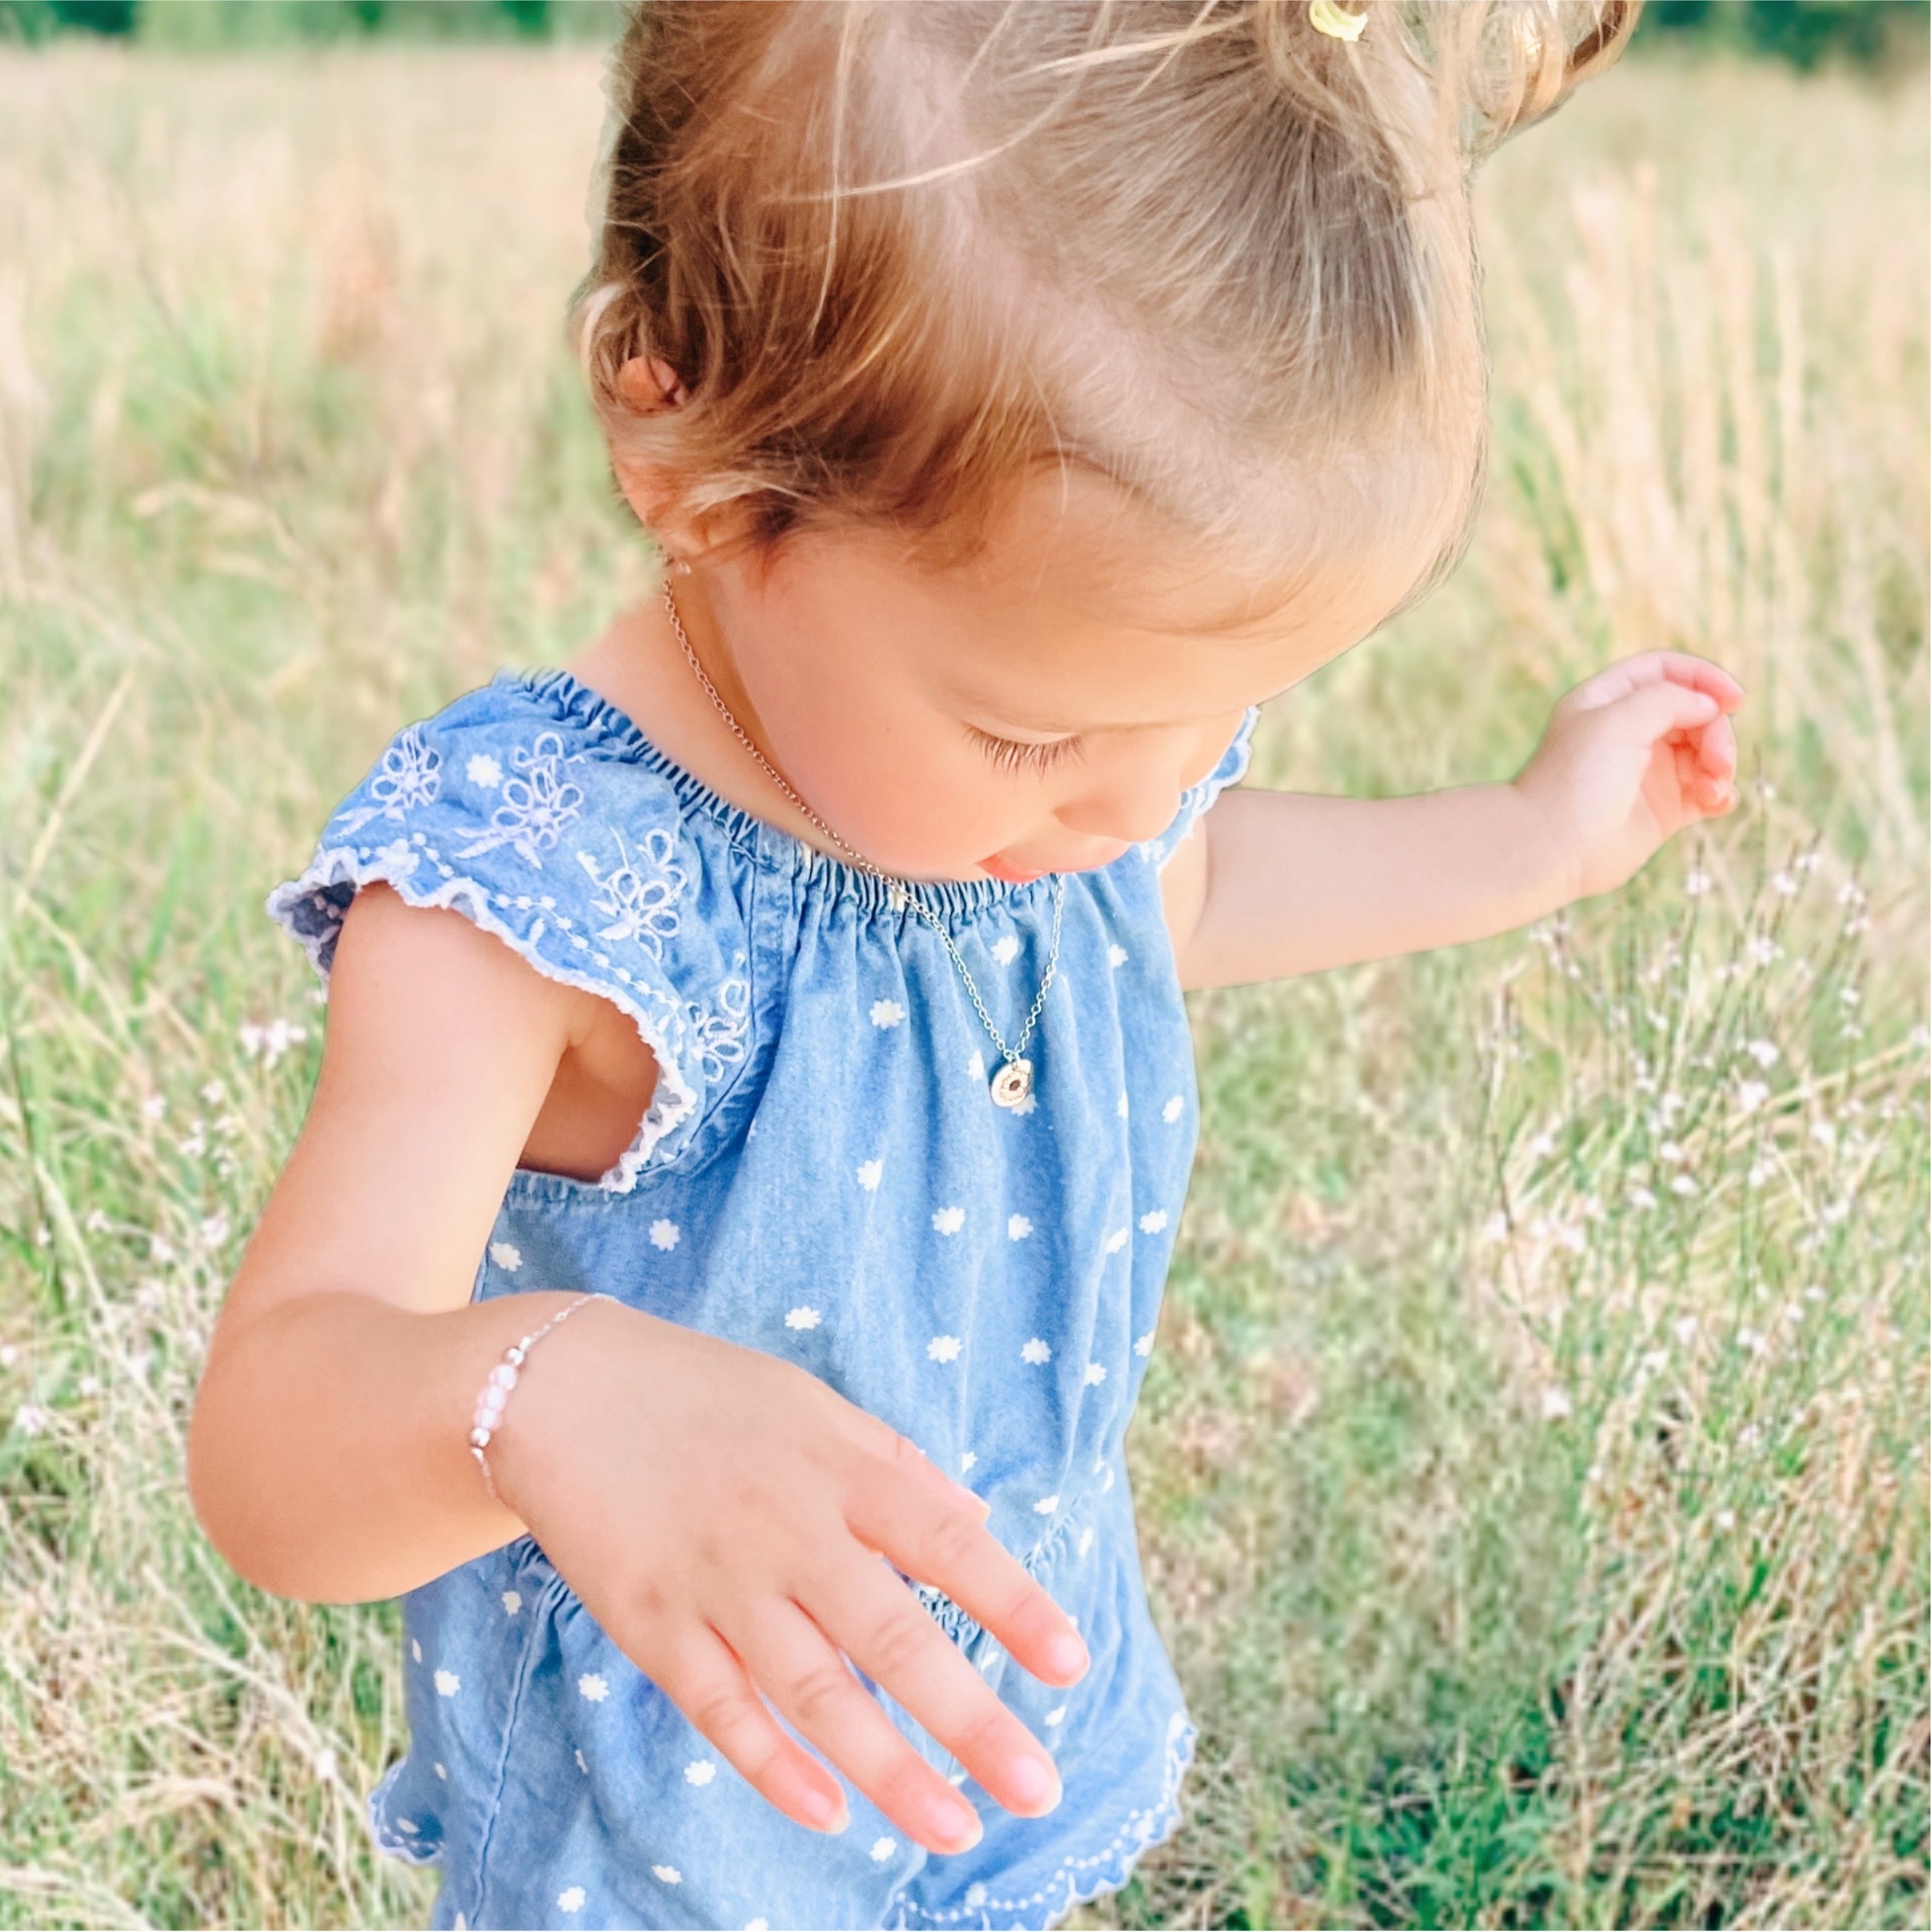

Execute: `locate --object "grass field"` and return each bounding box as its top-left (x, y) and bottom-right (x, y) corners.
top-left (0, 37), bottom-right (1924, 1932)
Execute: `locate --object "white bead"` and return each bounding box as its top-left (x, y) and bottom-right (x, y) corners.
top-left (490, 1363), bottom-right (519, 1390)
top-left (506, 1345), bottom-right (527, 1365)
top-left (470, 1427), bottom-right (491, 1448)
top-left (481, 1383), bottom-right (507, 1410)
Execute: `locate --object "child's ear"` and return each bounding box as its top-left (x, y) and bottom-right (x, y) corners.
top-left (608, 355), bottom-right (724, 558)
top-left (616, 355), bottom-right (691, 412)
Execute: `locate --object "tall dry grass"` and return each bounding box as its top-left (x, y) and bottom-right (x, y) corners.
top-left (0, 38), bottom-right (1923, 1932)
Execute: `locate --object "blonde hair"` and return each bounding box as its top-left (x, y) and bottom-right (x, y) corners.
top-left (570, 0), bottom-right (1639, 607)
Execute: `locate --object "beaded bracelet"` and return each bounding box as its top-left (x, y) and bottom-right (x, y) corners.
top-left (468, 1291), bottom-right (605, 1503)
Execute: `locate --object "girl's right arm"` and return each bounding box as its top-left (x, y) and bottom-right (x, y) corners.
top-left (186, 883), bottom-right (1085, 1854)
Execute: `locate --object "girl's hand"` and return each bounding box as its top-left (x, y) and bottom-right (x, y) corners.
top-left (491, 1299), bottom-right (1087, 1857)
top-left (1511, 650), bottom-right (1746, 904)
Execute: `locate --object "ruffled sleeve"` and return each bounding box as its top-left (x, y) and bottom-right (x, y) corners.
top-left (1137, 705), bottom-right (1260, 871)
top-left (266, 676), bottom-right (754, 1190)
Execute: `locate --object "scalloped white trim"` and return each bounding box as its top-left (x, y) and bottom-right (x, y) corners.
top-left (265, 848), bottom-right (700, 1195)
top-left (883, 1708), bottom-right (1199, 1930)
top-left (365, 1755), bottom-right (445, 1867)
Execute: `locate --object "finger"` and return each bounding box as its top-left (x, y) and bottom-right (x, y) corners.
top-left (833, 1408), bottom-right (995, 1523)
top-left (844, 1478), bottom-right (1090, 1692)
top-left (1698, 713), bottom-right (1737, 777)
top-left (656, 1623), bottom-right (852, 1836)
top-left (803, 1549), bottom-right (1063, 1821)
top-left (1650, 650), bottom-right (1746, 708)
top-left (1613, 679), bottom-right (1720, 748)
top-left (722, 1597), bottom-right (987, 1857)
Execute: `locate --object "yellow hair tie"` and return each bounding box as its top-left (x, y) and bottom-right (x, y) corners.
top-left (1307, 0), bottom-right (1367, 39)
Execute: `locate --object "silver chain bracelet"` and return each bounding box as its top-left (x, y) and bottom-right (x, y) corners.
top-left (469, 1291), bottom-right (607, 1503)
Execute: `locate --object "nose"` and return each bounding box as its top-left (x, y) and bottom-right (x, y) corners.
top-left (1053, 735), bottom-right (1196, 847)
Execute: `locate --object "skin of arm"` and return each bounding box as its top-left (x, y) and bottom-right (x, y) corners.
top-left (1162, 650), bottom-right (1747, 991)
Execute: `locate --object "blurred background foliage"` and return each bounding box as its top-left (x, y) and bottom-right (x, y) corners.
top-left (0, 0), bottom-right (1928, 72)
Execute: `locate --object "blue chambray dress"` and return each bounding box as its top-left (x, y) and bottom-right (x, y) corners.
top-left (268, 668), bottom-right (1257, 1932)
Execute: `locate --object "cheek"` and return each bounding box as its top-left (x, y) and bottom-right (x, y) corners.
top-left (775, 698), bottom-right (1019, 871)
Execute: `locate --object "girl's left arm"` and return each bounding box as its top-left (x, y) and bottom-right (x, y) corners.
top-left (1165, 650), bottom-right (1746, 991)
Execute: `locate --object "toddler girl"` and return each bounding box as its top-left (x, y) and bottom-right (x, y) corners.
top-left (187, 2), bottom-right (1745, 1927)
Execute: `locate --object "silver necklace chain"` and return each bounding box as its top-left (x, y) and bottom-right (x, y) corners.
top-left (662, 578), bottom-right (1064, 1100)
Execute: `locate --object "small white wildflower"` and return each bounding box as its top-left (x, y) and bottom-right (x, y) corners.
top-left (77, 1374), bottom-right (100, 1399)
top-left (200, 1213), bottom-right (230, 1247)
top-left (1659, 1140), bottom-right (1686, 1165)
top-left (1478, 1211), bottom-right (1510, 1247)
top-left (1736, 1080), bottom-right (1769, 1113)
top-left (1669, 1174), bottom-right (1699, 1198)
top-left (1738, 1328), bottom-right (1766, 1355)
top-left (14, 1403), bottom-right (49, 1437)
top-left (1715, 1508), bottom-right (1737, 1531)
top-left (1770, 871), bottom-right (1797, 897)
top-left (1835, 879), bottom-right (1866, 907)
top-left (177, 1130), bottom-right (205, 1160)
top-left (1739, 1422), bottom-right (1763, 1448)
top-left (1747, 1158), bottom-right (1775, 1187)
top-left (1556, 1223), bottom-right (1588, 1256)
top-left (0, 1344), bottom-right (16, 1368)
top-left (1746, 934), bottom-right (1781, 968)
top-left (1810, 1120), bottom-right (1838, 1148)
top-left (1672, 1315), bottom-right (1699, 1344)
top-left (1840, 985), bottom-right (1861, 1006)
top-left (1628, 1184), bottom-right (1659, 1211)
top-left (200, 1079), bottom-right (225, 1105)
top-left (1524, 1130), bottom-right (1556, 1161)
top-left (1539, 1387), bottom-right (1572, 1422)
top-left (1639, 1349), bottom-right (1668, 1374)
top-left (139, 1095), bottom-right (166, 1123)
top-left (1685, 868), bottom-right (1713, 897)
top-left (1744, 1039), bottom-right (1780, 1069)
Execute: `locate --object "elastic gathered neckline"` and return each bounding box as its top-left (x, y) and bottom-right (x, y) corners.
top-left (504, 667), bottom-right (1056, 924)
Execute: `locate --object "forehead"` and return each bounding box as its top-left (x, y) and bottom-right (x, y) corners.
top-left (839, 461), bottom-right (1439, 728)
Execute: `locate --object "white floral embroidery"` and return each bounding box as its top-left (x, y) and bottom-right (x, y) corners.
top-left (1007, 1214), bottom-right (1033, 1241)
top-left (966, 1884), bottom-right (988, 1909)
top-left (685, 968), bottom-right (750, 1084)
top-left (1108, 944), bottom-right (1128, 968)
top-left (1078, 1526), bottom-right (1096, 1557)
top-left (1005, 1088), bottom-right (1039, 1116)
top-left (785, 1306), bottom-right (821, 1330)
top-left (870, 998), bottom-right (907, 1029)
top-left (927, 1334), bottom-right (962, 1363)
top-left (1117, 1091), bottom-right (1129, 1119)
top-left (332, 725), bottom-right (442, 836)
top-left (578, 1673), bottom-right (610, 1703)
top-left (1105, 1227), bottom-right (1129, 1255)
top-left (434, 1761), bottom-right (447, 1779)
top-left (649, 1219), bottom-right (680, 1251)
top-left (870, 1836), bottom-right (897, 1861)
top-left (1085, 1362), bottom-right (1107, 1385)
top-left (961, 1450), bottom-right (977, 1471)
top-left (857, 1158), bottom-right (883, 1191)
top-left (557, 1885), bottom-right (586, 1913)
top-left (466, 753), bottom-right (502, 789)
top-left (990, 934), bottom-right (1019, 966)
top-left (455, 731), bottom-right (585, 866)
top-left (685, 1759), bottom-right (717, 1786)
top-left (1034, 1494), bottom-right (1060, 1514)
top-left (1045, 1705), bottom-right (1068, 1726)
top-left (932, 1205), bottom-right (965, 1236)
top-left (1139, 1209), bottom-right (1169, 1233)
top-left (501, 1590), bottom-right (522, 1616)
top-left (653, 1865), bottom-right (682, 1885)
top-left (434, 1669), bottom-right (460, 1697)
top-left (1022, 1337), bottom-right (1051, 1365)
top-left (488, 1242), bottom-right (522, 1272)
top-left (967, 1049), bottom-right (986, 1081)
top-left (746, 1920), bottom-right (770, 1931)
top-left (575, 1748), bottom-right (588, 1774)
top-left (1134, 1330), bottom-right (1155, 1356)
top-left (411, 1638), bottom-right (422, 1664)
top-left (1162, 1094), bottom-right (1185, 1123)
top-left (577, 828), bottom-right (686, 954)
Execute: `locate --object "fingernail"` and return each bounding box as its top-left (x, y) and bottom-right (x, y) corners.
top-left (1047, 1632), bottom-right (1088, 1678)
top-left (930, 1795), bottom-right (982, 1851)
top-left (1007, 1755), bottom-right (1060, 1811)
top-left (809, 1788), bottom-right (850, 1833)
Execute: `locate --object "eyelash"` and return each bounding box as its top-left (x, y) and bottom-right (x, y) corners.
top-left (967, 726), bottom-right (1082, 775)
